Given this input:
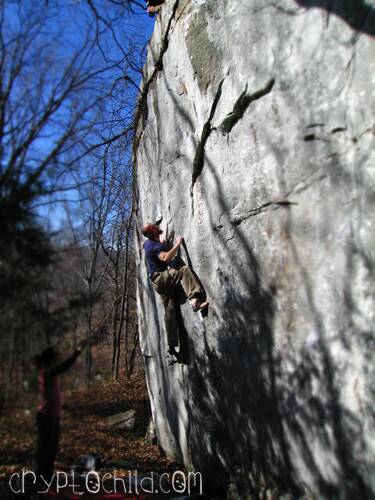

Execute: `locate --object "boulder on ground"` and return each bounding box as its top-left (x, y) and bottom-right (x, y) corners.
top-left (105, 409), bottom-right (136, 431)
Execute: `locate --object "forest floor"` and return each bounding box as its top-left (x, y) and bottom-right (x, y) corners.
top-left (0, 363), bottom-right (178, 498)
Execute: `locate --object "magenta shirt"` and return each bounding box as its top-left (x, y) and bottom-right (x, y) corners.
top-left (37, 369), bottom-right (61, 417)
top-left (36, 349), bottom-right (80, 416)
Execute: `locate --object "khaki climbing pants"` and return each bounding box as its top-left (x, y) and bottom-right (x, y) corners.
top-left (151, 266), bottom-right (203, 347)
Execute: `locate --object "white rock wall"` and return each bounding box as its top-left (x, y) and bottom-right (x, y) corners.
top-left (133, 0), bottom-right (375, 497)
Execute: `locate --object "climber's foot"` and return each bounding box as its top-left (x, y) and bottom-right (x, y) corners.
top-left (168, 346), bottom-right (183, 365)
top-left (168, 345), bottom-right (178, 356)
top-left (191, 298), bottom-right (209, 313)
top-left (200, 304), bottom-right (209, 318)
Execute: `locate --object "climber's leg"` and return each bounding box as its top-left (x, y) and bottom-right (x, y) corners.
top-left (180, 266), bottom-right (209, 311)
top-left (152, 271), bottom-right (178, 347)
top-left (166, 266), bottom-right (201, 299)
top-left (163, 266), bottom-right (208, 311)
top-left (161, 294), bottom-right (179, 348)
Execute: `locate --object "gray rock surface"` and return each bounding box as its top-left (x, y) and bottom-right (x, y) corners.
top-left (133, 0), bottom-right (375, 497)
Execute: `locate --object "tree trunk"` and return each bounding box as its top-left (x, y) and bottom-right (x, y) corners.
top-left (115, 209), bottom-right (133, 379)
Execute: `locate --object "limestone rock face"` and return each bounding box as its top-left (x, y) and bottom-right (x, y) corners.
top-left (133, 0), bottom-right (375, 497)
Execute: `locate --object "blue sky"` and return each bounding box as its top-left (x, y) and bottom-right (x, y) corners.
top-left (4, 1), bottom-right (155, 231)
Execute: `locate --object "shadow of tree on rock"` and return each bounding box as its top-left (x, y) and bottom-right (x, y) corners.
top-left (293, 0), bottom-right (375, 37)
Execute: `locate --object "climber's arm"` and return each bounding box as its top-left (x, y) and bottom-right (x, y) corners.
top-left (158, 236), bottom-right (182, 263)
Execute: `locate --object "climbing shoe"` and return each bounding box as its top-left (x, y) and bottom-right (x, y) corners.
top-left (191, 299), bottom-right (209, 313)
top-left (168, 346), bottom-right (184, 365)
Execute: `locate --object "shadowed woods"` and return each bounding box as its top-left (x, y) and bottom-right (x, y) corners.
top-left (133, 1), bottom-right (374, 497)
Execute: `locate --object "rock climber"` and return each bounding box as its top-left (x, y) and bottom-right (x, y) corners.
top-left (142, 222), bottom-right (208, 357)
top-left (145, 0), bottom-right (164, 16)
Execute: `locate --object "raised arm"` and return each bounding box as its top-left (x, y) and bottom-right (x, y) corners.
top-left (158, 236), bottom-right (182, 263)
top-left (48, 340), bottom-right (86, 377)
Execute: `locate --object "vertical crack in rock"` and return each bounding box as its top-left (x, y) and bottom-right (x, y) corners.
top-left (191, 78), bottom-right (225, 190)
top-left (133, 0), bottom-right (180, 156)
top-left (220, 78), bottom-right (275, 134)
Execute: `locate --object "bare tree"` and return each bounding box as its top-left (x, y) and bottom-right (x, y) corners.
top-left (106, 206), bottom-right (136, 379)
top-left (62, 135), bottom-right (134, 384)
top-left (0, 0), bottom-right (146, 394)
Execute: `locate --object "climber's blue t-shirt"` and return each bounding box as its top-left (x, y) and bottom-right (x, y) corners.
top-left (144, 239), bottom-right (168, 276)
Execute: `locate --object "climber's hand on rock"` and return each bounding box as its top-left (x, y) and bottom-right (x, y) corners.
top-left (176, 236), bottom-right (183, 246)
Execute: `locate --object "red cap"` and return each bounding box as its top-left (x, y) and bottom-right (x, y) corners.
top-left (142, 223), bottom-right (162, 240)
